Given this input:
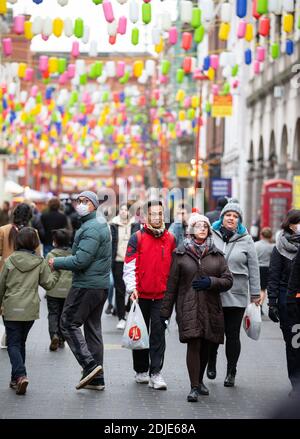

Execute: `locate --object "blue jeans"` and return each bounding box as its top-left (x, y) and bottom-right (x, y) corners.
top-left (4, 320), bottom-right (34, 380)
top-left (108, 271), bottom-right (114, 306)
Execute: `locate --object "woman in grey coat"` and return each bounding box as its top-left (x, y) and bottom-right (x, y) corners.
top-left (207, 203), bottom-right (261, 387)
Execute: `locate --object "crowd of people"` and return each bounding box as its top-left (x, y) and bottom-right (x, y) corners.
top-left (0, 194), bottom-right (299, 403)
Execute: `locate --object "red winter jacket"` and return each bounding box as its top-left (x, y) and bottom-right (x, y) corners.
top-left (123, 225), bottom-right (176, 300)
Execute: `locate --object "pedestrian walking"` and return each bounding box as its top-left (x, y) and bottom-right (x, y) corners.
top-left (160, 213), bottom-right (233, 402)
top-left (110, 203), bottom-right (140, 330)
top-left (254, 227), bottom-right (274, 313)
top-left (267, 209), bottom-right (300, 393)
top-left (45, 229), bottom-right (72, 351)
top-left (41, 197), bottom-right (68, 257)
top-left (123, 200), bottom-right (176, 390)
top-left (168, 203), bottom-right (191, 247)
top-left (0, 227), bottom-right (58, 395)
top-left (48, 191), bottom-right (111, 391)
top-left (207, 202), bottom-right (261, 387)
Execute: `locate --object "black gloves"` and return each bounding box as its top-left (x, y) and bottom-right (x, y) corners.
top-left (192, 276), bottom-right (211, 291)
top-left (268, 305), bottom-right (280, 323)
top-left (160, 317), bottom-right (168, 330)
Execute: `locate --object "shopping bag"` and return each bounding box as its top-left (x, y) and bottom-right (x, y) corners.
top-left (243, 303), bottom-right (262, 340)
top-left (122, 300), bottom-right (149, 350)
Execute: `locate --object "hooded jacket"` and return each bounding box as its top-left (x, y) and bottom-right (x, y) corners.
top-left (45, 248), bottom-right (72, 298)
top-left (0, 251), bottom-right (58, 321)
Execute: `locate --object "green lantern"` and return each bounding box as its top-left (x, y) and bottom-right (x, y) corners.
top-left (257, 0), bottom-right (268, 15)
top-left (188, 108), bottom-right (195, 120)
top-left (194, 25), bottom-right (205, 43)
top-left (95, 61), bottom-right (103, 77)
top-left (80, 73), bottom-right (87, 85)
top-left (58, 58), bottom-right (67, 74)
top-left (270, 42), bottom-right (279, 59)
top-left (161, 60), bottom-right (171, 75)
top-left (74, 18), bottom-right (84, 38)
top-left (191, 8), bottom-right (201, 29)
top-left (36, 93), bottom-right (42, 104)
top-left (232, 65), bottom-right (239, 76)
top-left (142, 3), bottom-right (152, 24)
top-left (223, 82), bottom-right (230, 95)
top-left (205, 102), bottom-right (212, 113)
top-left (177, 68), bottom-right (184, 83)
top-left (131, 28), bottom-right (139, 45)
top-left (92, 0), bottom-right (103, 4)
top-left (102, 91), bottom-right (109, 102)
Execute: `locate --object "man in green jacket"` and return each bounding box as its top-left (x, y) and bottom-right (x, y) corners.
top-left (49, 191), bottom-right (111, 391)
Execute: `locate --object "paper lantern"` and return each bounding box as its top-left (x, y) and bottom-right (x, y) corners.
top-left (161, 60), bottom-right (171, 75)
top-left (74, 18), bottom-right (84, 38)
top-left (103, 0), bottom-right (114, 23)
top-left (92, 0), bottom-right (103, 4)
top-left (254, 60), bottom-right (260, 74)
top-left (14, 15), bottom-right (25, 35)
top-left (283, 14), bottom-right (294, 32)
top-left (270, 42), bottom-right (280, 58)
top-left (49, 57), bottom-right (58, 74)
top-left (89, 40), bottom-right (98, 57)
top-left (43, 17), bottom-right (53, 37)
top-left (131, 27), bottom-right (139, 45)
top-left (168, 27), bottom-right (178, 45)
top-left (259, 17), bottom-right (270, 36)
top-left (39, 55), bottom-right (48, 72)
top-left (183, 57), bottom-right (192, 74)
top-left (210, 54), bottom-right (219, 69)
top-left (207, 67), bottom-right (215, 80)
top-left (221, 3), bottom-right (231, 22)
top-left (176, 68), bottom-right (184, 83)
top-left (32, 16), bottom-right (43, 35)
top-left (2, 38), bottom-right (12, 56)
top-left (244, 48), bottom-right (252, 64)
top-left (202, 0), bottom-right (214, 21)
top-left (286, 39), bottom-right (294, 55)
top-left (24, 21), bottom-right (33, 39)
top-left (268, 0), bottom-right (282, 14)
top-left (283, 0), bottom-right (294, 12)
top-left (118, 16), bottom-right (127, 35)
top-left (108, 20), bottom-right (117, 36)
top-left (24, 68), bottom-right (34, 82)
top-left (58, 0), bottom-right (69, 5)
top-left (256, 46), bottom-right (265, 62)
top-left (191, 8), bottom-right (201, 28)
top-left (53, 18), bottom-right (64, 37)
top-left (109, 35), bottom-right (116, 45)
top-left (129, 0), bottom-right (139, 23)
top-left (257, 0), bottom-right (268, 14)
top-left (80, 74), bottom-right (87, 86)
top-left (64, 18), bottom-right (73, 37)
top-left (219, 22), bottom-right (230, 40)
top-left (181, 1), bottom-right (193, 23)
top-left (232, 64), bottom-right (239, 76)
top-left (133, 61), bottom-right (144, 78)
top-left (18, 63), bottom-right (27, 79)
top-left (194, 25), bottom-right (205, 43)
top-left (116, 61), bottom-right (125, 78)
top-left (116, 0), bottom-right (127, 3)
top-left (71, 41), bottom-right (80, 57)
top-left (155, 38), bottom-right (164, 53)
top-left (145, 59), bottom-right (155, 76)
top-left (82, 25), bottom-right (90, 44)
top-left (33, 0), bottom-right (43, 3)
top-left (106, 61), bottom-right (116, 77)
top-left (58, 58), bottom-right (67, 74)
top-left (212, 84), bottom-right (219, 95)
top-left (152, 28), bottom-right (161, 44)
top-left (162, 12), bottom-right (172, 31)
top-left (237, 19), bottom-right (246, 38)
top-left (252, 0), bottom-right (261, 18)
top-left (0, 0), bottom-right (7, 14)
top-left (245, 23), bottom-right (254, 41)
top-left (182, 32), bottom-right (193, 51)
top-left (142, 3), bottom-right (151, 24)
top-left (298, 15), bottom-right (300, 29)
top-left (236, 0), bottom-right (247, 18)
top-left (68, 63), bottom-right (76, 78)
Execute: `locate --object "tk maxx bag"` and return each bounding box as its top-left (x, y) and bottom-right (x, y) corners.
top-left (122, 300), bottom-right (149, 350)
top-left (243, 302), bottom-right (262, 341)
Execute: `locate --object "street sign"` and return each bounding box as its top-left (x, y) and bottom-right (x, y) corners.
top-left (211, 178), bottom-right (232, 198)
top-left (212, 95), bottom-right (233, 117)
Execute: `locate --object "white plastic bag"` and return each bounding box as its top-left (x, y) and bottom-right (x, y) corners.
top-left (122, 300), bottom-right (149, 350)
top-left (243, 303), bottom-right (261, 340)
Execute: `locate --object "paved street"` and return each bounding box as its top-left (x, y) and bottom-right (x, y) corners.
top-left (0, 292), bottom-right (291, 419)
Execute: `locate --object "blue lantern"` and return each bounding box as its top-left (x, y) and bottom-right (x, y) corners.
top-left (286, 40), bottom-right (294, 56)
top-left (245, 48), bottom-right (252, 65)
top-left (33, 0), bottom-right (44, 4)
top-left (203, 56), bottom-right (210, 71)
top-left (236, 0), bottom-right (247, 18)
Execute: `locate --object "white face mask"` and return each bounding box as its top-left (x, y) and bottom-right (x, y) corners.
top-left (76, 203), bottom-right (90, 217)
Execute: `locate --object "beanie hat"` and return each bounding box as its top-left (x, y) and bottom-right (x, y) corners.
top-left (220, 202), bottom-right (243, 222)
top-left (188, 213), bottom-right (211, 233)
top-left (78, 191), bottom-right (99, 208)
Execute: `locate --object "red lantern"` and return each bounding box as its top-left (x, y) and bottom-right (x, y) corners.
top-left (252, 0), bottom-right (261, 19)
top-left (139, 95), bottom-right (146, 106)
top-left (259, 17), bottom-right (270, 36)
top-left (182, 32), bottom-right (193, 51)
top-left (109, 35), bottom-right (116, 45)
top-left (42, 70), bottom-right (50, 79)
top-left (113, 92), bottom-right (119, 103)
top-left (183, 57), bottom-right (192, 74)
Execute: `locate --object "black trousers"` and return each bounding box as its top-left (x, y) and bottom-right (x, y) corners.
top-left (46, 296), bottom-right (66, 340)
top-left (209, 306), bottom-right (245, 372)
top-left (186, 338), bottom-right (210, 388)
top-left (285, 302), bottom-right (300, 390)
top-left (60, 287), bottom-right (107, 371)
top-left (132, 298), bottom-right (166, 376)
top-left (112, 261), bottom-right (126, 320)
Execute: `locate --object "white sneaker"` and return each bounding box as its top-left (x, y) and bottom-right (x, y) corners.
top-left (135, 372), bottom-right (149, 384)
top-left (148, 373), bottom-right (167, 390)
top-left (0, 332), bottom-right (7, 349)
top-left (116, 319), bottom-right (126, 330)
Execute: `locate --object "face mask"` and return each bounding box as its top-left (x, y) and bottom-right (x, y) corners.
top-left (76, 203), bottom-right (90, 217)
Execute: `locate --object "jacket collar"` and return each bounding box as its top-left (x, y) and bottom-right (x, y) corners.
top-left (81, 211), bottom-right (96, 223)
top-left (213, 228), bottom-right (247, 243)
top-left (175, 243), bottom-right (224, 257)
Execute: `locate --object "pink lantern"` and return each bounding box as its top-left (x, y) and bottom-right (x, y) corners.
top-left (254, 60), bottom-right (260, 74)
top-left (116, 61), bottom-right (125, 77)
top-left (67, 63), bottom-right (76, 78)
top-left (71, 41), bottom-right (80, 57)
top-left (118, 16), bottom-right (127, 35)
top-left (184, 97), bottom-right (191, 108)
top-left (160, 75), bottom-right (168, 84)
top-left (13, 15), bottom-right (25, 35)
top-left (212, 84), bottom-right (219, 95)
top-left (30, 85), bottom-right (39, 97)
top-left (102, 0), bottom-right (114, 23)
top-left (169, 27), bottom-right (178, 45)
top-left (232, 80), bottom-right (239, 88)
top-left (24, 68), bottom-right (34, 81)
top-left (237, 20), bottom-right (247, 38)
top-left (2, 38), bottom-right (12, 56)
top-left (256, 46), bottom-right (265, 62)
top-left (39, 56), bottom-right (48, 72)
top-left (42, 35), bottom-right (49, 41)
top-left (59, 72), bottom-right (68, 85)
top-left (210, 54), bottom-right (219, 70)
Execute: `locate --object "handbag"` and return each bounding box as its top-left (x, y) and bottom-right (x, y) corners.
top-left (122, 300), bottom-right (149, 350)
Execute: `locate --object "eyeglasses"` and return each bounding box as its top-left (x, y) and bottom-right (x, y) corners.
top-left (194, 223), bottom-right (209, 230)
top-left (75, 198), bottom-right (91, 205)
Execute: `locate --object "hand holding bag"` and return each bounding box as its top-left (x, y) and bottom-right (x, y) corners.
top-left (122, 300), bottom-right (149, 350)
top-left (243, 302), bottom-right (262, 340)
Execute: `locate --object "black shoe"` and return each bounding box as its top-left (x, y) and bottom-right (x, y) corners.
top-left (58, 338), bottom-right (65, 348)
top-left (187, 387), bottom-right (199, 402)
top-left (224, 369), bottom-right (236, 387)
top-left (85, 375), bottom-right (105, 391)
top-left (105, 304), bottom-right (113, 315)
top-left (207, 360), bottom-right (217, 380)
top-left (49, 334), bottom-right (59, 351)
top-left (76, 364), bottom-right (102, 390)
top-left (198, 381), bottom-right (209, 396)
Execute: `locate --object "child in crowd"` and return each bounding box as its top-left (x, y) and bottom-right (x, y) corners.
top-left (0, 227), bottom-right (58, 395)
top-left (45, 229), bottom-right (72, 351)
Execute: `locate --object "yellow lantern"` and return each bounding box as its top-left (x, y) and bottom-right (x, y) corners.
top-left (283, 14), bottom-right (294, 33)
top-left (155, 37), bottom-right (164, 53)
top-left (18, 63), bottom-right (27, 79)
top-left (53, 18), bottom-right (64, 37)
top-left (245, 23), bottom-right (253, 42)
top-left (49, 57), bottom-right (58, 74)
top-left (0, 0), bottom-right (7, 15)
top-left (207, 66), bottom-right (215, 81)
top-left (191, 96), bottom-right (199, 108)
top-left (176, 89), bottom-right (185, 101)
top-left (219, 22), bottom-right (230, 41)
top-left (24, 21), bottom-right (33, 40)
top-left (178, 110), bottom-right (186, 121)
top-left (133, 60), bottom-right (143, 77)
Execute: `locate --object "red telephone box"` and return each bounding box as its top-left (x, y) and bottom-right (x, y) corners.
top-left (261, 179), bottom-right (292, 234)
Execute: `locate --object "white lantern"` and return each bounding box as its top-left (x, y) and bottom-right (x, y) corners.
top-left (227, 52), bottom-right (236, 66)
top-left (180, 1), bottom-right (193, 23)
top-left (162, 12), bottom-right (172, 31)
top-left (8, 82), bottom-right (17, 96)
top-left (268, 0), bottom-right (282, 13)
top-left (72, 76), bottom-right (80, 87)
top-left (97, 71), bottom-right (107, 84)
top-left (107, 20), bottom-right (117, 36)
top-left (116, 0), bottom-right (128, 3)
top-left (64, 18), bottom-right (73, 37)
top-left (222, 66), bottom-right (232, 78)
top-left (191, 57), bottom-right (197, 72)
top-left (20, 90), bottom-right (28, 104)
top-left (152, 27), bottom-right (161, 44)
top-left (89, 40), bottom-right (98, 57)
top-left (106, 61), bottom-right (116, 77)
top-left (219, 51), bottom-right (229, 67)
top-left (82, 25), bottom-right (90, 44)
top-left (10, 62), bottom-right (19, 78)
top-left (32, 16), bottom-right (43, 35)
top-left (75, 60), bottom-right (86, 75)
top-left (201, 0), bottom-right (214, 21)
top-left (145, 59), bottom-right (155, 76)
top-left (129, 0), bottom-right (139, 23)
top-left (138, 71), bottom-right (148, 84)
top-left (283, 0), bottom-right (294, 12)
top-left (92, 91), bottom-right (101, 104)
top-left (42, 17), bottom-right (53, 37)
top-left (57, 0), bottom-right (69, 5)
top-left (8, 0), bottom-right (18, 4)
top-left (221, 3), bottom-right (231, 22)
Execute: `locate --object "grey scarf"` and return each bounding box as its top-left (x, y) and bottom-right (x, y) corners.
top-left (276, 230), bottom-right (300, 260)
top-left (184, 236), bottom-right (214, 258)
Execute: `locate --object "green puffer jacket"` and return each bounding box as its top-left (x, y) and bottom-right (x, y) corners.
top-left (46, 248), bottom-right (72, 298)
top-left (0, 251), bottom-right (59, 321)
top-left (53, 211), bottom-right (112, 289)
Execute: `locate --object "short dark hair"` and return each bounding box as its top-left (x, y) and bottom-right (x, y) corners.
top-left (48, 197), bottom-right (60, 211)
top-left (15, 227), bottom-right (40, 251)
top-left (261, 227), bottom-right (272, 239)
top-left (146, 200), bottom-right (163, 211)
top-left (52, 229), bottom-right (71, 248)
top-left (281, 209), bottom-right (300, 233)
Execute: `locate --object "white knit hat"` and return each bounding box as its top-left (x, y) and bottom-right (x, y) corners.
top-left (187, 213), bottom-right (211, 233)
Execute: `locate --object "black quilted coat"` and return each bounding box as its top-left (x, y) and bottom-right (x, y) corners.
top-left (160, 244), bottom-right (233, 344)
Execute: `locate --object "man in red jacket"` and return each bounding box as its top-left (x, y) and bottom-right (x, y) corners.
top-left (123, 200), bottom-right (176, 390)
